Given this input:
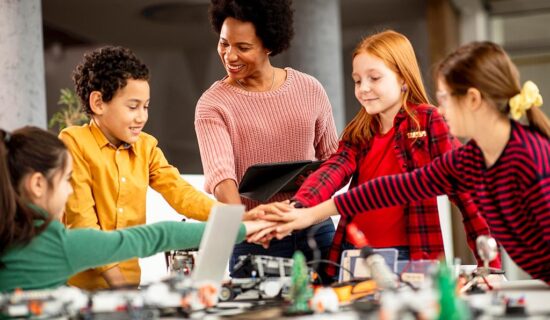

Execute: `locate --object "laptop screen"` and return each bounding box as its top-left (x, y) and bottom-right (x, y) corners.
top-left (191, 205), bottom-right (244, 287)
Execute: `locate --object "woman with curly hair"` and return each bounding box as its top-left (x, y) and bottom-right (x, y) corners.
top-left (194, 0), bottom-right (338, 277)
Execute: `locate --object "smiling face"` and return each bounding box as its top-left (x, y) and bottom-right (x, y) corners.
top-left (92, 79), bottom-right (150, 146)
top-left (352, 53), bottom-right (404, 119)
top-left (217, 17), bottom-right (271, 84)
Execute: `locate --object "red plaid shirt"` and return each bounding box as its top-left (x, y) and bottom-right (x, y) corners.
top-left (293, 104), bottom-right (500, 277)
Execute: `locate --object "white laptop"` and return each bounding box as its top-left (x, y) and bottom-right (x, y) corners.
top-left (191, 205), bottom-right (244, 288)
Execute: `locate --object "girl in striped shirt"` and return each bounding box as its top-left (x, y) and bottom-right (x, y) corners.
top-left (253, 41), bottom-right (550, 284)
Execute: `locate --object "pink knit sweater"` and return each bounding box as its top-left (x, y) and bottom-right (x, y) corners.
top-left (195, 68), bottom-right (338, 209)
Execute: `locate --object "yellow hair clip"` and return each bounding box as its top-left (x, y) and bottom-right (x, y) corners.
top-left (509, 81), bottom-right (543, 120)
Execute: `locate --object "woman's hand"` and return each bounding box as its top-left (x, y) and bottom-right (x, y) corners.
top-left (244, 200), bottom-right (292, 221)
top-left (243, 219), bottom-right (278, 236)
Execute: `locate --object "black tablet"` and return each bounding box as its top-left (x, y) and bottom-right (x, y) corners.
top-left (238, 160), bottom-right (324, 202)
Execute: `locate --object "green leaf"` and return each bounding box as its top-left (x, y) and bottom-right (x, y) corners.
top-left (49, 88), bottom-right (88, 131)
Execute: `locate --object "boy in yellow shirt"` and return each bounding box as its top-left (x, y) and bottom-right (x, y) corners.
top-left (60, 46), bottom-right (285, 290)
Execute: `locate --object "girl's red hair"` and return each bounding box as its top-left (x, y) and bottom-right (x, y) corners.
top-left (342, 30), bottom-right (430, 145)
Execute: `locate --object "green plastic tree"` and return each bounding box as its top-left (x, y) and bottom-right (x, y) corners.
top-left (286, 251), bottom-right (313, 315)
top-left (436, 259), bottom-right (470, 320)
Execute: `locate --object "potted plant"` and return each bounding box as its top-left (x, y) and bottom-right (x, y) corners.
top-left (49, 88), bottom-right (88, 131)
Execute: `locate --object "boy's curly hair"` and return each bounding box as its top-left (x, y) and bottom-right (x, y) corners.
top-left (73, 46), bottom-right (149, 116)
top-left (209, 0), bottom-right (294, 56)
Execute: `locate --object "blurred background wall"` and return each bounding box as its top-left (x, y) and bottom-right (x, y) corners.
top-left (32, 0), bottom-right (550, 172)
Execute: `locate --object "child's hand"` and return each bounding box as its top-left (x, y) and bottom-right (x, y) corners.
top-left (243, 219), bottom-right (277, 236)
top-left (275, 208), bottom-right (321, 239)
top-left (246, 199), bottom-right (335, 246)
top-left (256, 207), bottom-right (300, 222)
top-left (246, 224), bottom-right (279, 248)
top-left (102, 266), bottom-right (129, 289)
top-left (244, 200), bottom-right (292, 220)
top-left (246, 208), bottom-right (311, 243)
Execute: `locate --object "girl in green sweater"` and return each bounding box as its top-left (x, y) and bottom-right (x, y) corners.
top-left (0, 126), bottom-right (274, 292)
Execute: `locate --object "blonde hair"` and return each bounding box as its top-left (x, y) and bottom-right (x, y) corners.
top-left (437, 41), bottom-right (550, 138)
top-left (341, 30), bottom-right (430, 145)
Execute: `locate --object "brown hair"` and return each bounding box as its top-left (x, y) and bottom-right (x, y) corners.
top-left (0, 127), bottom-right (68, 260)
top-left (341, 30), bottom-right (430, 145)
top-left (436, 41), bottom-right (550, 138)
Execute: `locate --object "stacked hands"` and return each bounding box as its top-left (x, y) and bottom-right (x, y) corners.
top-left (241, 201), bottom-right (324, 248)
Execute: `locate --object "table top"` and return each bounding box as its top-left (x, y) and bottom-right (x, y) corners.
top-left (194, 280), bottom-right (550, 320)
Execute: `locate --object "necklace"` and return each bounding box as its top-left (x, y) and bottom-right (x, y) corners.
top-left (236, 67), bottom-right (275, 92)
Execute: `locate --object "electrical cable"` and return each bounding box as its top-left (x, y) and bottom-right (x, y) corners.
top-left (306, 259), bottom-right (354, 279)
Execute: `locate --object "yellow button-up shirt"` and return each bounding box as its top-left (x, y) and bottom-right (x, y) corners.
top-left (59, 122), bottom-right (215, 290)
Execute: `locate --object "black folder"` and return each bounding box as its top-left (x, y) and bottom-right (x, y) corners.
top-left (238, 160), bottom-right (324, 202)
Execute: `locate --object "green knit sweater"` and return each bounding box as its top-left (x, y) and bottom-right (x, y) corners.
top-left (0, 209), bottom-right (245, 292)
